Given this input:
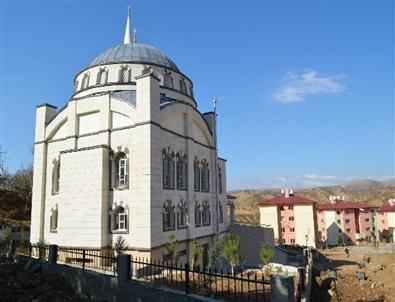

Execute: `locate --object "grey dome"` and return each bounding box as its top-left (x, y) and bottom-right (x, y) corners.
top-left (90, 43), bottom-right (180, 73)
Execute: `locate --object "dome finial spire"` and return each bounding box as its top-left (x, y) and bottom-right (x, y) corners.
top-left (123, 6), bottom-right (132, 45)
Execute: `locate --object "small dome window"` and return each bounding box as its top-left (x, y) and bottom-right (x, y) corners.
top-left (179, 78), bottom-right (187, 94)
top-left (97, 68), bottom-right (108, 86)
top-left (164, 71), bottom-right (173, 89)
top-left (81, 73), bottom-right (90, 90)
top-left (119, 66), bottom-right (131, 83)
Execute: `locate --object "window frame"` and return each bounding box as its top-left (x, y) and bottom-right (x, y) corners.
top-left (202, 200), bottom-right (211, 226)
top-left (163, 200), bottom-right (175, 231)
top-left (194, 202), bottom-right (202, 227)
top-left (119, 66), bottom-right (131, 83)
top-left (114, 153), bottom-right (129, 189)
top-left (162, 149), bottom-right (175, 190)
top-left (51, 159), bottom-right (60, 195)
top-left (176, 153), bottom-right (187, 191)
top-left (194, 158), bottom-right (201, 192)
top-left (177, 200), bottom-right (188, 229)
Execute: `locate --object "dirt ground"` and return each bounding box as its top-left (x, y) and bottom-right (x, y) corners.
top-left (0, 259), bottom-right (88, 302)
top-left (312, 247), bottom-right (395, 302)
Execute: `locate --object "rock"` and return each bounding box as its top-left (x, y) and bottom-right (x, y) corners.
top-left (371, 283), bottom-right (375, 288)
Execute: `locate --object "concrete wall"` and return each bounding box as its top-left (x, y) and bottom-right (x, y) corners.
top-left (294, 205), bottom-right (316, 247)
top-left (259, 206), bottom-right (279, 241)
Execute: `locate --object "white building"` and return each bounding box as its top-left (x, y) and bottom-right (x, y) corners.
top-left (30, 10), bottom-right (228, 264)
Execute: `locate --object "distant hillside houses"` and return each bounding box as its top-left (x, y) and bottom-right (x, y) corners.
top-left (257, 189), bottom-right (395, 247)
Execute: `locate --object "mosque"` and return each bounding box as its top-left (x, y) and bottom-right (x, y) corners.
top-left (30, 9), bottom-right (229, 262)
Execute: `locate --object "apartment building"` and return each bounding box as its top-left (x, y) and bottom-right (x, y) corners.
top-left (378, 199), bottom-right (395, 242)
top-left (257, 189), bottom-right (317, 247)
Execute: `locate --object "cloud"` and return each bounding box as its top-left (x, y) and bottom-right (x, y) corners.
top-left (270, 69), bottom-right (346, 103)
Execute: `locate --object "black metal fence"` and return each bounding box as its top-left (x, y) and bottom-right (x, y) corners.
top-left (57, 247), bottom-right (117, 275)
top-left (129, 257), bottom-right (267, 302)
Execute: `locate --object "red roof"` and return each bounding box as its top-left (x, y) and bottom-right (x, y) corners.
top-left (257, 195), bottom-right (316, 206)
top-left (317, 200), bottom-right (378, 211)
top-left (378, 204), bottom-right (395, 212)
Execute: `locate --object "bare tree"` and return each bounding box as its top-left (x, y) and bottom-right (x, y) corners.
top-left (6, 165), bottom-right (33, 210)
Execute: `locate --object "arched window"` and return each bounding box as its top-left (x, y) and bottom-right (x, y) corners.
top-left (179, 78), bottom-right (187, 94)
top-left (74, 81), bottom-right (79, 93)
top-left (119, 66), bottom-right (130, 83)
top-left (163, 200), bottom-right (175, 231)
top-left (219, 203), bottom-right (224, 223)
top-left (52, 159), bottom-right (60, 194)
top-left (176, 152), bottom-right (187, 190)
top-left (114, 206), bottom-right (128, 230)
top-left (194, 202), bottom-right (202, 227)
top-left (201, 159), bottom-right (210, 193)
top-left (81, 73), bottom-right (90, 89)
top-left (50, 206), bottom-right (58, 231)
top-left (177, 200), bottom-right (188, 229)
top-left (202, 201), bottom-right (210, 226)
top-left (97, 68), bottom-right (108, 85)
top-left (189, 85), bottom-right (194, 98)
top-left (162, 148), bottom-right (175, 189)
top-left (218, 166), bottom-right (223, 194)
top-left (164, 72), bottom-right (173, 88)
top-left (194, 157), bottom-right (200, 192)
top-left (115, 153), bottom-right (128, 188)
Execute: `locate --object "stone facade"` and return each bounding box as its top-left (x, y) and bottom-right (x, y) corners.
top-left (30, 15), bottom-right (228, 261)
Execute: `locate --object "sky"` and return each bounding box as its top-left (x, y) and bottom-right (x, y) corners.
top-left (1, 0), bottom-right (394, 190)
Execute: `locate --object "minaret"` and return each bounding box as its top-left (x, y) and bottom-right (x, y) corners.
top-left (123, 7), bottom-right (132, 44)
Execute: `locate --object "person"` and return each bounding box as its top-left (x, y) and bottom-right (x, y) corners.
top-left (344, 247), bottom-right (350, 258)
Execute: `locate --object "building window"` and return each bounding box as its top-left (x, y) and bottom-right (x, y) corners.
top-left (195, 202), bottom-right (202, 227)
top-left (366, 227), bottom-right (370, 232)
top-left (336, 210), bottom-right (341, 215)
top-left (218, 166), bottom-right (223, 194)
top-left (365, 218), bottom-right (370, 222)
top-left (74, 81), bottom-right (79, 93)
top-left (280, 216), bottom-right (284, 222)
top-left (189, 85), bottom-right (194, 98)
top-left (280, 206), bottom-right (285, 211)
top-left (202, 201), bottom-right (210, 226)
top-left (177, 200), bottom-right (188, 229)
top-left (179, 79), bottom-right (187, 94)
top-left (176, 152), bottom-right (187, 190)
top-left (322, 228), bottom-right (325, 232)
top-left (50, 206), bottom-right (58, 232)
top-left (52, 159), bottom-right (60, 194)
top-left (114, 206), bottom-right (128, 231)
top-left (345, 210), bottom-right (350, 214)
top-left (81, 73), bottom-right (90, 89)
top-left (201, 159), bottom-right (210, 192)
top-left (289, 216), bottom-right (294, 221)
top-left (290, 228), bottom-right (295, 232)
top-left (321, 219), bottom-right (324, 223)
top-left (162, 148), bottom-right (175, 189)
top-left (194, 158), bottom-right (200, 191)
top-left (164, 72), bottom-right (173, 88)
top-left (163, 200), bottom-right (175, 231)
top-left (281, 239), bottom-right (286, 243)
top-left (115, 153), bottom-right (128, 188)
top-left (345, 219), bottom-right (350, 224)
top-left (97, 68), bottom-right (108, 85)
top-left (281, 227), bottom-right (285, 232)
top-left (289, 206), bottom-right (294, 210)
top-left (337, 220), bottom-right (341, 224)
top-left (119, 66), bottom-right (130, 83)
top-left (219, 203), bottom-right (224, 223)
top-left (290, 239), bottom-right (295, 244)
top-left (346, 228), bottom-right (351, 233)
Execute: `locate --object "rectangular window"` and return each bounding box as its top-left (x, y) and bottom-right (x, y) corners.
top-left (281, 239), bottom-right (286, 243)
top-left (290, 239), bottom-right (295, 244)
top-left (345, 210), bottom-right (350, 214)
top-left (365, 218), bottom-right (369, 222)
top-left (180, 79), bottom-right (187, 94)
top-left (201, 164), bottom-right (210, 192)
top-left (289, 216), bottom-right (294, 221)
top-left (280, 216), bottom-right (284, 222)
top-left (118, 158), bottom-right (128, 187)
top-left (176, 159), bottom-right (187, 190)
top-left (281, 227), bottom-right (285, 232)
top-left (345, 219), bottom-right (350, 224)
top-left (163, 157), bottom-right (175, 189)
top-left (366, 227), bottom-right (370, 232)
top-left (280, 206), bottom-right (285, 211)
top-left (164, 74), bottom-right (173, 88)
top-left (290, 228), bottom-right (295, 232)
top-left (346, 228), bottom-right (351, 233)
top-left (336, 210), bottom-right (341, 215)
top-left (337, 220), bottom-right (341, 224)
top-left (194, 161), bottom-right (200, 191)
top-left (289, 206), bottom-right (294, 210)
top-left (218, 167), bottom-right (223, 194)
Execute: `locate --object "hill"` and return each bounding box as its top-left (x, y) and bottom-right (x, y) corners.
top-left (231, 185), bottom-right (395, 224)
top-left (0, 189), bottom-right (30, 227)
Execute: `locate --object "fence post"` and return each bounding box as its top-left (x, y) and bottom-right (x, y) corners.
top-left (82, 249), bottom-right (86, 270)
top-left (185, 263), bottom-right (190, 294)
top-left (117, 253), bottom-right (131, 281)
top-left (48, 244), bottom-right (58, 264)
top-left (10, 239), bottom-right (16, 258)
top-left (29, 243), bottom-right (32, 258)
